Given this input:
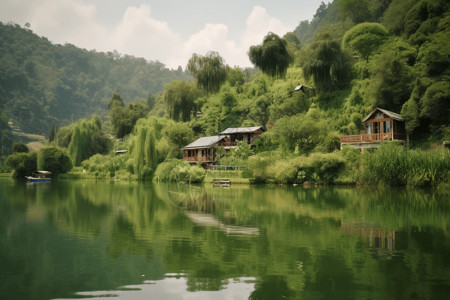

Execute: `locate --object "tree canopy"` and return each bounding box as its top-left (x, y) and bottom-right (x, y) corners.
top-left (249, 32), bottom-right (293, 77)
top-left (342, 22), bottom-right (389, 61)
top-left (187, 52), bottom-right (227, 94)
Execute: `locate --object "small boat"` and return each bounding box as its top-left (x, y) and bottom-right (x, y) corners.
top-left (26, 171), bottom-right (51, 182)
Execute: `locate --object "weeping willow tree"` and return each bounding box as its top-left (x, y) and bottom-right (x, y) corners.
top-left (300, 36), bottom-right (352, 92)
top-left (131, 118), bottom-right (160, 180)
top-left (67, 115), bottom-right (111, 166)
top-left (129, 117), bottom-right (194, 180)
top-left (187, 51), bottom-right (227, 94)
top-left (164, 80), bottom-right (200, 122)
top-left (249, 32), bottom-right (293, 78)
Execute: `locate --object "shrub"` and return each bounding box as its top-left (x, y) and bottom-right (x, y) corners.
top-left (37, 146), bottom-right (72, 176)
top-left (12, 142), bottom-right (29, 153)
top-left (5, 152), bottom-right (37, 178)
top-left (361, 142), bottom-right (449, 186)
top-left (155, 159), bottom-right (205, 183)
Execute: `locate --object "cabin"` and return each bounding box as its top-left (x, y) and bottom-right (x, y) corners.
top-left (219, 126), bottom-right (265, 147)
top-left (182, 135), bottom-right (229, 165)
top-left (182, 127), bottom-right (265, 166)
top-left (340, 107), bottom-right (406, 150)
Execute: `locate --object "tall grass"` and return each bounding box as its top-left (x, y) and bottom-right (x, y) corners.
top-left (362, 142), bottom-right (449, 186)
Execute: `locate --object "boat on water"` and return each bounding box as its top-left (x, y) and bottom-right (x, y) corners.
top-left (25, 171), bottom-right (51, 182)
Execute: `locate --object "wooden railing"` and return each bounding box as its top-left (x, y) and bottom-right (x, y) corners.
top-left (221, 141), bottom-right (238, 147)
top-left (340, 133), bottom-right (406, 144)
top-left (184, 155), bottom-right (215, 162)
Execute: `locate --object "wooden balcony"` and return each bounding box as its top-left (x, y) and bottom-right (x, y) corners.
top-left (221, 141), bottom-right (238, 147)
top-left (340, 132), bottom-right (406, 144)
top-left (184, 155), bottom-right (215, 162)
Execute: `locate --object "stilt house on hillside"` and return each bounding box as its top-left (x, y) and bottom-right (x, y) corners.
top-left (219, 126), bottom-right (265, 147)
top-left (340, 108), bottom-right (406, 150)
top-left (182, 136), bottom-right (228, 164)
top-left (182, 126), bottom-right (265, 166)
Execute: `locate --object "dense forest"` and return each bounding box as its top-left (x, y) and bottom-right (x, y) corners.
top-left (2, 0), bottom-right (449, 186)
top-left (0, 21), bottom-right (191, 136)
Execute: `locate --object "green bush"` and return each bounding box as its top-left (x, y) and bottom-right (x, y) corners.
top-left (37, 146), bottom-right (72, 176)
top-left (361, 142), bottom-right (449, 186)
top-left (5, 152), bottom-right (37, 178)
top-left (155, 159), bottom-right (205, 183)
top-left (247, 152), bottom-right (344, 184)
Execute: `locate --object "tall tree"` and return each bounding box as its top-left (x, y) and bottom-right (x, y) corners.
top-left (49, 122), bottom-right (57, 142)
top-left (249, 32), bottom-right (293, 78)
top-left (164, 80), bottom-right (200, 122)
top-left (187, 51), bottom-right (227, 94)
top-left (342, 22), bottom-right (388, 61)
top-left (301, 37), bottom-right (352, 92)
top-left (339, 0), bottom-right (371, 24)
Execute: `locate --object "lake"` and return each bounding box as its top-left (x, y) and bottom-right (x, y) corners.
top-left (0, 179), bottom-right (449, 299)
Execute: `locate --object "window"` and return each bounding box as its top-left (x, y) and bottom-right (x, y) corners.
top-left (384, 121), bottom-right (391, 133)
top-left (373, 122), bottom-right (380, 134)
top-left (366, 123), bottom-right (371, 134)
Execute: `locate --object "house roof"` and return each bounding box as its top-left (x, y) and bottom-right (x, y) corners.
top-left (219, 126), bottom-right (264, 135)
top-left (362, 107), bottom-right (403, 122)
top-left (182, 136), bottom-right (225, 150)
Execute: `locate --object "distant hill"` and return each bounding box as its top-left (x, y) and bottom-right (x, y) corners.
top-left (0, 22), bottom-right (191, 135)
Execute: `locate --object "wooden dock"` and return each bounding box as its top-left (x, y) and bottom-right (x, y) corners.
top-left (213, 178), bottom-right (231, 187)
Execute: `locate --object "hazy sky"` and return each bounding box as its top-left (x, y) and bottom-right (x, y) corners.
top-left (0, 0), bottom-right (324, 69)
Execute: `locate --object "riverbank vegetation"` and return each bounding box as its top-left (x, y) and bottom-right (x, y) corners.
top-left (1, 0), bottom-right (449, 187)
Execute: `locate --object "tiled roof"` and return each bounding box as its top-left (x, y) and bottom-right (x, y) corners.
top-left (182, 136), bottom-right (224, 150)
top-left (362, 107), bottom-right (403, 122)
top-left (219, 126), bottom-right (264, 135)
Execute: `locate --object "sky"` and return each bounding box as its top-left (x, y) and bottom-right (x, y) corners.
top-left (0, 0), bottom-right (324, 69)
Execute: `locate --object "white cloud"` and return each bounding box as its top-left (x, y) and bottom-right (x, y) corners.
top-left (242, 6), bottom-right (291, 49)
top-left (174, 5), bottom-right (291, 69)
top-left (0, 1), bottom-right (292, 69)
top-left (176, 23), bottom-right (243, 68)
top-left (0, 0), bottom-right (108, 49)
top-left (110, 5), bottom-right (181, 64)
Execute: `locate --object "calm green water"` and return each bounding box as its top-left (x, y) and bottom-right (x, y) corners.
top-left (0, 179), bottom-right (449, 300)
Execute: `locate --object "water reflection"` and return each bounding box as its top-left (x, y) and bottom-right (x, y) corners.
top-left (60, 274), bottom-right (255, 300)
top-left (0, 179), bottom-right (449, 300)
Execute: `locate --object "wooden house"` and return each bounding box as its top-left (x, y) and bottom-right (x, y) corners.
top-left (182, 127), bottom-right (265, 166)
top-left (182, 135), bottom-right (229, 164)
top-left (340, 108), bottom-right (406, 150)
top-left (219, 126), bottom-right (265, 147)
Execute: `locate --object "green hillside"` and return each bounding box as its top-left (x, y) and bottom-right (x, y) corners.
top-left (2, 0), bottom-right (449, 186)
top-left (0, 22), bottom-right (191, 135)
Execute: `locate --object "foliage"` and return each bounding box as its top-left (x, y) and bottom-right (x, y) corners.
top-left (187, 51), bottom-right (227, 94)
top-left (300, 37), bottom-right (352, 92)
top-left (67, 115), bottom-right (112, 166)
top-left (249, 32), bottom-right (293, 77)
top-left (164, 80), bottom-right (200, 122)
top-left (12, 142), bottom-right (29, 153)
top-left (5, 152), bottom-right (37, 178)
top-left (368, 39), bottom-right (416, 111)
top-left (361, 142), bottom-right (449, 186)
top-left (339, 0), bottom-right (371, 24)
top-left (0, 22), bottom-right (191, 135)
top-left (0, 110), bottom-right (13, 156)
top-left (419, 80), bottom-right (450, 135)
top-left (342, 22), bottom-right (388, 61)
top-left (154, 159), bottom-right (205, 183)
top-left (37, 146), bottom-right (72, 176)
top-left (109, 91), bottom-right (149, 138)
top-left (49, 123), bottom-right (57, 142)
top-left (268, 110), bottom-right (327, 154)
top-left (247, 151), bottom-right (345, 184)
top-left (219, 141), bottom-right (254, 166)
top-left (81, 153), bottom-right (131, 179)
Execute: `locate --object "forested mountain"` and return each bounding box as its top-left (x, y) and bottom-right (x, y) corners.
top-left (0, 22), bottom-right (191, 135)
top-left (3, 0), bottom-right (449, 186)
